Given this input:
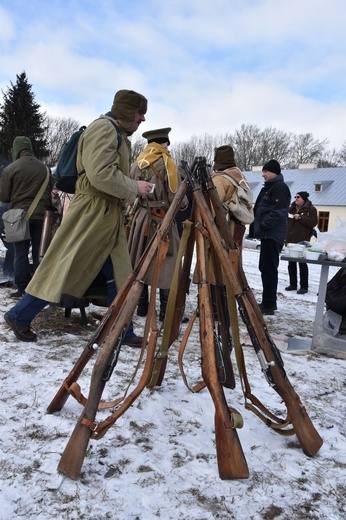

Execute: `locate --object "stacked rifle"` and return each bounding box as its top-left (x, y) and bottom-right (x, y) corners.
top-left (49, 157), bottom-right (322, 481)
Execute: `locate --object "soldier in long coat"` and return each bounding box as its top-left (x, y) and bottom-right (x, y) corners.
top-left (127, 127), bottom-right (189, 321)
top-left (4, 89), bottom-right (153, 343)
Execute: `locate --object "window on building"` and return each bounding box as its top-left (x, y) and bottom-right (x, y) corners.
top-left (314, 183), bottom-right (322, 192)
top-left (318, 212), bottom-right (329, 232)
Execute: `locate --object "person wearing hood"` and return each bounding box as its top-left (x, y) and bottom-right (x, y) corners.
top-left (285, 191), bottom-right (318, 294)
top-left (0, 137), bottom-right (55, 297)
top-left (249, 159), bottom-right (291, 315)
top-left (4, 89), bottom-right (153, 344)
top-left (212, 145), bottom-right (253, 246)
top-left (128, 127), bottom-right (189, 321)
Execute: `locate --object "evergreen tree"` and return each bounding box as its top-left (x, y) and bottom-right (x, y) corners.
top-left (0, 71), bottom-right (48, 162)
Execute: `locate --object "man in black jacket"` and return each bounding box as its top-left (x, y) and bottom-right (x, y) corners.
top-left (249, 159), bottom-right (291, 314)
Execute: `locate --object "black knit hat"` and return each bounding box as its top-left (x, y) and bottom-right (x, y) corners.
top-left (213, 145), bottom-right (236, 170)
top-left (297, 191), bottom-right (309, 201)
top-left (262, 159), bottom-right (281, 175)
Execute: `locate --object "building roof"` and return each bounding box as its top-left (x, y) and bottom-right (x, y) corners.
top-left (244, 166), bottom-right (346, 206)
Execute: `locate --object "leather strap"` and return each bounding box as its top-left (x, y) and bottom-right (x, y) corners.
top-left (177, 309), bottom-right (206, 393)
top-left (25, 166), bottom-right (50, 220)
top-left (147, 219), bottom-right (193, 387)
top-left (224, 252), bottom-right (295, 435)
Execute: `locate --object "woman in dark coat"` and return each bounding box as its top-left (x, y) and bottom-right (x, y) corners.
top-left (285, 191), bottom-right (318, 294)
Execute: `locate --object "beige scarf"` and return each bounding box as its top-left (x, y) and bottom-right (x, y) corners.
top-left (136, 143), bottom-right (179, 193)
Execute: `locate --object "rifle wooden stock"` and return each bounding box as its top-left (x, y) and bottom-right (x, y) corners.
top-left (57, 182), bottom-right (188, 480)
top-left (193, 179), bottom-right (322, 457)
top-left (195, 207), bottom-right (248, 479)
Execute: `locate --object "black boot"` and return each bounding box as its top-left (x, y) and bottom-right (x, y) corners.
top-left (159, 289), bottom-right (170, 322)
top-left (285, 284), bottom-right (297, 291)
top-left (137, 284), bottom-right (149, 317)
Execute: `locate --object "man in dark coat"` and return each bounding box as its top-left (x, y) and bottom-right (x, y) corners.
top-left (249, 159), bottom-right (291, 314)
top-left (0, 137), bottom-right (54, 296)
top-left (285, 191), bottom-right (318, 294)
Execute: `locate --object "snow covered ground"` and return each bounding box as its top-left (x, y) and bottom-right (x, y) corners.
top-left (0, 245), bottom-right (345, 520)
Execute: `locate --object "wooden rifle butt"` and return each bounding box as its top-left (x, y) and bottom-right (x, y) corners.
top-left (214, 410), bottom-right (249, 479)
top-left (57, 413), bottom-right (95, 480)
top-left (196, 207), bottom-right (249, 479)
top-left (57, 330), bottom-right (119, 478)
top-left (275, 377), bottom-right (323, 456)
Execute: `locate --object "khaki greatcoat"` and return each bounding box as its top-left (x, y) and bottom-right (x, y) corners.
top-left (26, 115), bottom-right (138, 303)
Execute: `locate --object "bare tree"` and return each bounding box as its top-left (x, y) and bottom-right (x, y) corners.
top-left (129, 124), bottom-right (344, 176)
top-left (171, 137), bottom-right (200, 167)
top-left (130, 132), bottom-right (146, 163)
top-left (257, 127), bottom-right (292, 168)
top-left (289, 133), bottom-right (328, 168)
top-left (171, 133), bottom-right (230, 168)
top-left (338, 141), bottom-right (346, 166)
top-left (230, 124), bottom-right (262, 171)
top-left (317, 148), bottom-right (343, 168)
top-left (44, 115), bottom-right (80, 167)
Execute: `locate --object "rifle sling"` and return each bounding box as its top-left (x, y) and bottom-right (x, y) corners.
top-left (177, 309), bottom-right (206, 393)
top-left (147, 219), bottom-right (193, 388)
top-left (224, 261), bottom-right (294, 434)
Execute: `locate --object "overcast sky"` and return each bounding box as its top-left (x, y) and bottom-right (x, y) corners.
top-left (1, 0), bottom-right (345, 150)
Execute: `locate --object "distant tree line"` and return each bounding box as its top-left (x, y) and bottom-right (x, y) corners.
top-left (1, 71), bottom-right (346, 172)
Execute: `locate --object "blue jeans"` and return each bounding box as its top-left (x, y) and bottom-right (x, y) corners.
top-left (7, 256), bottom-right (135, 337)
top-left (13, 219), bottom-right (43, 292)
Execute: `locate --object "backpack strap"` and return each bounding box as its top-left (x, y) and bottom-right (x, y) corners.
top-left (104, 113), bottom-right (123, 151)
top-left (77, 117), bottom-right (122, 180)
top-left (220, 173), bottom-right (251, 192)
top-left (25, 166), bottom-right (50, 220)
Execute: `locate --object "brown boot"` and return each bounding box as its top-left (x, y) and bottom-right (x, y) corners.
top-left (4, 312), bottom-right (37, 342)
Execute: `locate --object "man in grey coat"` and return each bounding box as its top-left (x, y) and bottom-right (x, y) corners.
top-left (4, 89), bottom-right (153, 343)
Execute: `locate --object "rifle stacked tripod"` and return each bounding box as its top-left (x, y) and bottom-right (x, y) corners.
top-left (47, 157), bottom-right (322, 481)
